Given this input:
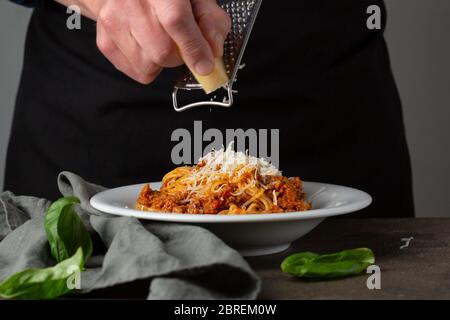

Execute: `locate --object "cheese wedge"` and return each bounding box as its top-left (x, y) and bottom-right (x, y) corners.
top-left (190, 57), bottom-right (229, 94)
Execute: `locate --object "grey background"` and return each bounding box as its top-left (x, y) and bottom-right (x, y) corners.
top-left (0, 1), bottom-right (449, 217)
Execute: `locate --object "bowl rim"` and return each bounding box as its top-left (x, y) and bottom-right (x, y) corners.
top-left (90, 181), bottom-right (372, 224)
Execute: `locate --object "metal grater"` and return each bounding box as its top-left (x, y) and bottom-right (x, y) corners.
top-left (172, 0), bottom-right (263, 112)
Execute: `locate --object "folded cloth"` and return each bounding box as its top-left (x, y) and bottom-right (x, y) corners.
top-left (0, 172), bottom-right (261, 299)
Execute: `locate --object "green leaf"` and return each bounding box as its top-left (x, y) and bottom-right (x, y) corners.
top-left (0, 197), bottom-right (94, 300)
top-left (0, 247), bottom-right (84, 300)
top-left (281, 248), bottom-right (375, 279)
top-left (44, 197), bottom-right (92, 264)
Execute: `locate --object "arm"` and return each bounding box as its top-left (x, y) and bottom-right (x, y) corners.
top-left (54, 0), bottom-right (231, 84)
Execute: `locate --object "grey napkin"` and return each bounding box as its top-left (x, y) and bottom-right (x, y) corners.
top-left (0, 172), bottom-right (261, 299)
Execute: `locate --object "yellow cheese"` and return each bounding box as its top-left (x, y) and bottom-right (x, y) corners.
top-left (190, 57), bottom-right (229, 94)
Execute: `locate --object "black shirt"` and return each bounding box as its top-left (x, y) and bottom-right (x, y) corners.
top-left (4, 0), bottom-right (414, 217)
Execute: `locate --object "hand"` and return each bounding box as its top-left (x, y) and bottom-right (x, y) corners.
top-left (58, 0), bottom-right (231, 84)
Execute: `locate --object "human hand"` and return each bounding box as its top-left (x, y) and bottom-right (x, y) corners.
top-left (59, 0), bottom-right (231, 84)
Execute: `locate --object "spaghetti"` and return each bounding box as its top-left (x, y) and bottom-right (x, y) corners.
top-left (136, 146), bottom-right (311, 214)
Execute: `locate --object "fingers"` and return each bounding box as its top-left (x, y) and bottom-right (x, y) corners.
top-left (130, 2), bottom-right (183, 68)
top-left (95, 0), bottom-right (230, 84)
top-left (192, 0), bottom-right (231, 58)
top-left (97, 1), bottom-right (162, 84)
top-left (153, 0), bottom-right (215, 75)
top-left (96, 21), bottom-right (161, 84)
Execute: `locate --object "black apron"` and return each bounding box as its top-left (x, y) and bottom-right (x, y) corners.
top-left (4, 0), bottom-right (414, 217)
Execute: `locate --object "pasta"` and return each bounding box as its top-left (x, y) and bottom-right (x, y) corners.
top-left (136, 146), bottom-right (311, 214)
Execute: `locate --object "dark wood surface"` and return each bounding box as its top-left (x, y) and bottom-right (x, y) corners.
top-left (80, 218), bottom-right (450, 299)
top-left (248, 218), bottom-right (450, 299)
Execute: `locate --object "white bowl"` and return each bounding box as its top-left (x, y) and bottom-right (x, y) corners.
top-left (90, 182), bottom-right (372, 256)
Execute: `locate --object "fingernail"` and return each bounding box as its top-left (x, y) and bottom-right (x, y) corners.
top-left (195, 60), bottom-right (214, 75)
top-left (215, 33), bottom-right (225, 57)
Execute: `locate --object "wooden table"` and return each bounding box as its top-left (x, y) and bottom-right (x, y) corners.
top-left (81, 218), bottom-right (450, 300)
top-left (248, 218), bottom-right (450, 299)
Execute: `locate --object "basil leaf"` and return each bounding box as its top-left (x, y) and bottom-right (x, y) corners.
top-left (45, 197), bottom-right (92, 264)
top-left (0, 247), bottom-right (84, 300)
top-left (281, 248), bottom-right (375, 279)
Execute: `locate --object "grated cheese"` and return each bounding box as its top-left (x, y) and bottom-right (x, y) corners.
top-left (198, 143), bottom-right (281, 177)
top-left (184, 144), bottom-right (280, 197)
